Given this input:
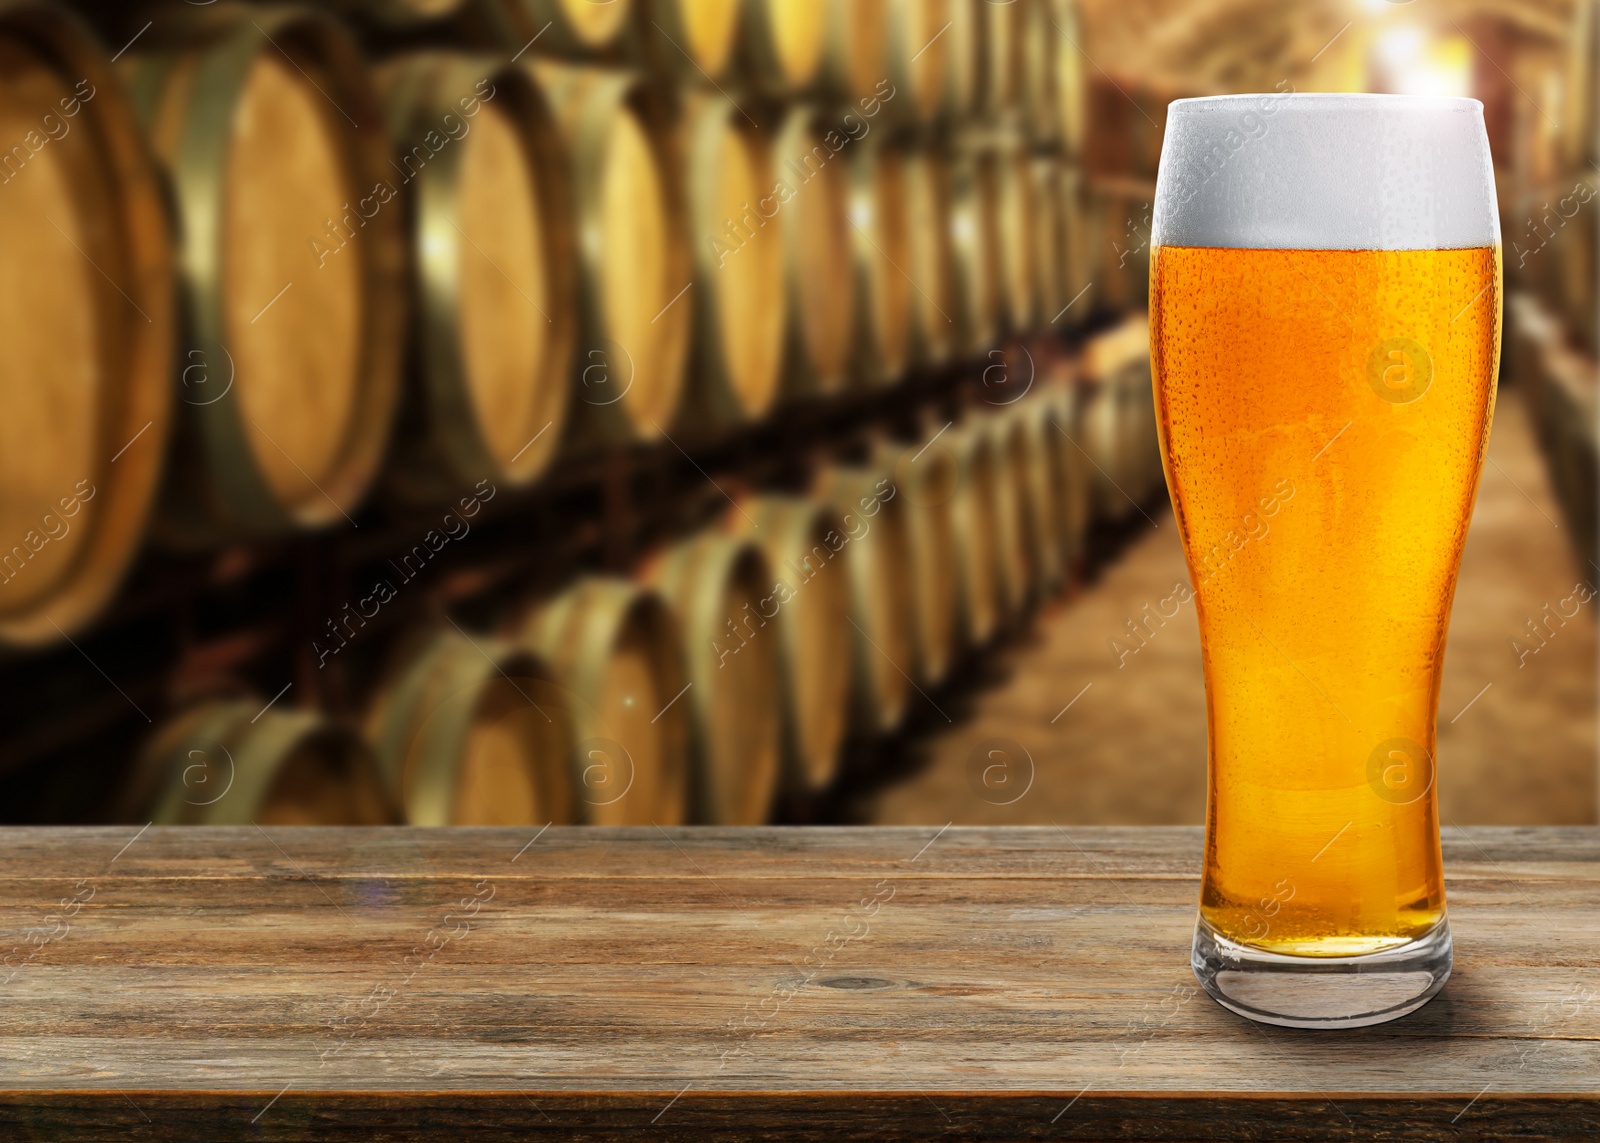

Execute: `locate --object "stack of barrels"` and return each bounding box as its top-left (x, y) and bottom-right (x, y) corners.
top-left (131, 353), bottom-right (1150, 827)
top-left (0, 0), bottom-right (1096, 646)
top-left (0, 0), bottom-right (1169, 826)
top-left (1078, 315), bottom-right (1163, 524)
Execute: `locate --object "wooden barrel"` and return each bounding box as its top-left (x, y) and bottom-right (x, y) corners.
top-left (940, 0), bottom-right (980, 121)
top-left (1080, 316), bottom-right (1155, 519)
top-left (814, 465), bottom-right (914, 733)
top-left (986, 411), bottom-right (1035, 618)
top-left (818, 0), bottom-right (889, 104)
top-left (126, 10), bottom-right (404, 543)
top-left (1030, 156), bottom-right (1066, 325)
top-left (1019, 0), bottom-right (1059, 144)
top-left (678, 91), bottom-right (784, 432)
top-left (727, 496), bottom-right (852, 793)
top-left (1111, 324), bottom-right (1160, 501)
top-left (848, 136), bottom-right (913, 387)
top-left (498, 0), bottom-right (636, 56)
top-left (641, 533), bottom-right (782, 824)
top-left (979, 0), bottom-right (1021, 114)
top-left (884, 0), bottom-right (948, 125)
top-left (993, 139), bottom-right (1038, 335)
top-left (880, 434), bottom-right (960, 685)
top-left (516, 577), bottom-right (691, 825)
top-left (1078, 380), bottom-right (1122, 522)
top-left (627, 0), bottom-right (742, 83)
top-left (902, 146), bottom-right (956, 367)
top-left (946, 146), bottom-right (1001, 357)
top-left (126, 702), bottom-right (399, 826)
top-left (773, 104), bottom-right (856, 397)
top-left (366, 629), bottom-right (576, 826)
top-left (1053, 0), bottom-right (1087, 160)
top-left (947, 419), bottom-right (1002, 645)
top-left (1040, 369), bottom-right (1092, 572)
top-left (376, 54), bottom-right (575, 502)
top-left (1011, 394), bottom-right (1071, 596)
top-left (526, 63), bottom-right (690, 445)
top-left (1132, 362), bottom-right (1161, 500)
top-left (0, 6), bottom-right (172, 645)
top-left (1058, 163), bottom-right (1097, 320)
top-left (737, 0), bottom-right (827, 97)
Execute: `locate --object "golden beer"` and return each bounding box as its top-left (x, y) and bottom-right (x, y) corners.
top-left (1152, 246), bottom-right (1500, 955)
top-left (1152, 92), bottom-right (1500, 1026)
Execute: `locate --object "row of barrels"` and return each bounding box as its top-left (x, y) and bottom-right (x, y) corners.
top-left (120, 335), bottom-right (1163, 827)
top-left (1079, 316), bottom-right (1162, 522)
top-left (313, 0), bottom-right (1088, 146)
top-left (0, 3), bottom-right (1101, 649)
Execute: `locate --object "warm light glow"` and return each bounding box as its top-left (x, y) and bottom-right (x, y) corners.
top-left (1376, 25), bottom-right (1426, 70)
top-left (1397, 36), bottom-right (1472, 98)
top-left (1372, 27), bottom-right (1472, 99)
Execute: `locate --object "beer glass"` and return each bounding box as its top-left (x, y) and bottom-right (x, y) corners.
top-left (1150, 94), bottom-right (1500, 1028)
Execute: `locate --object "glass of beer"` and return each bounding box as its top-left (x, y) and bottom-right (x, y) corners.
top-left (1150, 94), bottom-right (1500, 1028)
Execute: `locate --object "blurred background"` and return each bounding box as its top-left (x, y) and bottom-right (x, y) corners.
top-left (0, 0), bottom-right (1591, 828)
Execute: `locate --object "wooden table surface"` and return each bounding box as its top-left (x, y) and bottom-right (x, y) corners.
top-left (0, 825), bottom-right (1595, 1140)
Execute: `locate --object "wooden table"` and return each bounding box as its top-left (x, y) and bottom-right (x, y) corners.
top-left (0, 825), bottom-right (1595, 1140)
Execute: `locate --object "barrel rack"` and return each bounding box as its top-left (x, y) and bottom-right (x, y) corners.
top-left (0, 0), bottom-right (1171, 825)
top-left (0, 309), bottom-right (1169, 823)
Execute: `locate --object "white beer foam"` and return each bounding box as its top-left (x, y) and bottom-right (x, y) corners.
top-left (1152, 93), bottom-right (1499, 251)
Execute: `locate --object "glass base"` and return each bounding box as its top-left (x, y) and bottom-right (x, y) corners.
top-left (1191, 914), bottom-right (1452, 1029)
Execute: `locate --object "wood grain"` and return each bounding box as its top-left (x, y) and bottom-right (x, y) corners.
top-left (0, 825), bottom-right (1594, 1140)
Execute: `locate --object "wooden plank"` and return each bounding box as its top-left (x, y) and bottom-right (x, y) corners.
top-left (0, 826), bottom-right (1594, 1140)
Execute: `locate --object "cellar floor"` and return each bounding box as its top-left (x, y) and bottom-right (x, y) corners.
top-left (868, 387), bottom-right (1598, 827)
